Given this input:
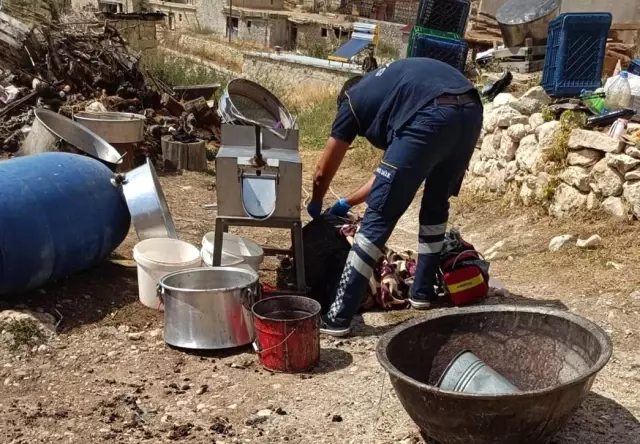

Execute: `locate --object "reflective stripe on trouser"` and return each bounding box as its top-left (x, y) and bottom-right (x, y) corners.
top-left (328, 239), bottom-right (381, 324)
top-left (411, 222), bottom-right (448, 301)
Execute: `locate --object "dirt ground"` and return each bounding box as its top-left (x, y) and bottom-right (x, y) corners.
top-left (1, 150), bottom-right (639, 444)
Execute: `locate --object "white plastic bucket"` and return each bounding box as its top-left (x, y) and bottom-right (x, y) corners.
top-left (133, 238), bottom-right (202, 309)
top-left (201, 232), bottom-right (264, 272)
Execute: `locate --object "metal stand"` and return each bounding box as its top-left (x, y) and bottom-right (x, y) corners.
top-left (212, 216), bottom-right (306, 294)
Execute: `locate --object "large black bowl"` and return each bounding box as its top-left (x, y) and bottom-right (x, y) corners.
top-left (376, 306), bottom-right (612, 444)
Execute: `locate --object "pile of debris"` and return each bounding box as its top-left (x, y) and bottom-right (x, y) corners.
top-left (0, 10), bottom-right (221, 161)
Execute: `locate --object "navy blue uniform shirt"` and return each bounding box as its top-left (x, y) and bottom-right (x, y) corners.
top-left (331, 57), bottom-right (476, 150)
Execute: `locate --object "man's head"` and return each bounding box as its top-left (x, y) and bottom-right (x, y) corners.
top-left (336, 75), bottom-right (363, 109)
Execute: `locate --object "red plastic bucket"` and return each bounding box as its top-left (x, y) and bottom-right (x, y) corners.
top-left (252, 296), bottom-right (321, 373)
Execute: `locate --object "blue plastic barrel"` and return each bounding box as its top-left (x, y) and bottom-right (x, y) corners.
top-left (0, 152), bottom-right (131, 294)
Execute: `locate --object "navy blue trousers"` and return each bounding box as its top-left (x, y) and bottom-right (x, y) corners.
top-left (327, 98), bottom-right (483, 326)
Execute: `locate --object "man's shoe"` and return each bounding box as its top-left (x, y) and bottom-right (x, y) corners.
top-left (409, 298), bottom-right (433, 310)
top-left (320, 315), bottom-right (351, 337)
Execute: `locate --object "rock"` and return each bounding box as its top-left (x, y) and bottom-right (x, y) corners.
top-left (625, 146), bottom-right (640, 159)
top-left (535, 121), bottom-right (560, 153)
top-left (549, 235), bottom-right (575, 252)
top-left (510, 115), bottom-right (530, 126)
top-left (488, 106), bottom-right (523, 130)
top-left (560, 166), bottom-right (590, 192)
top-left (480, 133), bottom-right (498, 159)
top-left (549, 183), bottom-right (588, 217)
top-left (257, 409), bottom-right (272, 417)
top-left (0, 310), bottom-right (56, 336)
top-left (631, 291), bottom-right (640, 306)
top-left (484, 159), bottom-right (507, 193)
top-left (506, 123), bottom-right (529, 142)
top-left (529, 113), bottom-right (545, 131)
top-left (505, 161), bottom-right (518, 182)
top-left (606, 153), bottom-right (640, 175)
top-left (493, 93), bottom-right (516, 107)
top-left (623, 181), bottom-right (640, 218)
top-left (465, 176), bottom-right (488, 194)
top-left (492, 129), bottom-right (503, 151)
top-left (567, 149), bottom-right (602, 167)
top-left (519, 173), bottom-right (550, 206)
top-left (196, 385), bottom-right (208, 395)
top-left (625, 169), bottom-right (640, 181)
top-left (127, 332), bottom-right (143, 341)
top-left (601, 197), bottom-right (626, 218)
top-left (331, 414), bottom-right (343, 423)
top-left (245, 414), bottom-right (268, 426)
top-left (107, 351), bottom-right (118, 358)
top-left (483, 240), bottom-right (505, 261)
top-left (568, 129), bottom-right (623, 153)
top-left (522, 86), bottom-right (552, 105)
top-left (196, 403), bottom-right (207, 411)
top-left (515, 134), bottom-right (540, 173)
top-left (498, 131), bottom-right (518, 161)
top-left (590, 159), bottom-right (623, 197)
top-left (586, 191), bottom-right (599, 211)
top-left (576, 235), bottom-right (602, 249)
top-left (149, 329), bottom-right (162, 338)
top-left (510, 97), bottom-right (543, 116)
top-left (471, 159), bottom-right (485, 177)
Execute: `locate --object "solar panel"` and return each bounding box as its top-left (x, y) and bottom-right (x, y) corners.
top-left (328, 38), bottom-right (371, 62)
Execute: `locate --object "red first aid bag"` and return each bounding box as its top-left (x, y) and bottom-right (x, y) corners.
top-left (440, 244), bottom-right (489, 306)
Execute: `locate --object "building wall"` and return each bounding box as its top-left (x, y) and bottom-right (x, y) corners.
top-left (301, 0), bottom-right (342, 13)
top-left (339, 0), bottom-right (418, 24)
top-left (243, 52), bottom-right (360, 89)
top-left (148, 0), bottom-right (198, 31)
top-left (176, 33), bottom-right (245, 70)
top-left (360, 18), bottom-right (404, 54)
top-left (194, 0), bottom-right (227, 32)
top-left (295, 22), bottom-right (348, 48)
top-left (112, 18), bottom-right (159, 49)
top-left (479, 0), bottom-right (640, 23)
top-left (232, 0), bottom-right (284, 9)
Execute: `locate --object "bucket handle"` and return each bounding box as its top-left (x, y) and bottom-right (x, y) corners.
top-left (252, 329), bottom-right (296, 355)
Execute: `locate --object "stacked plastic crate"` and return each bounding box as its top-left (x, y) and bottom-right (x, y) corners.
top-left (541, 12), bottom-right (612, 96)
top-left (406, 0), bottom-right (471, 73)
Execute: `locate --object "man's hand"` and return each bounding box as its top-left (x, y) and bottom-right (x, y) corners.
top-left (307, 201), bottom-right (322, 219)
top-left (328, 198), bottom-right (351, 217)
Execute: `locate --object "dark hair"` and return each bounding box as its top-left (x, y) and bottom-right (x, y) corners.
top-left (336, 75), bottom-right (363, 109)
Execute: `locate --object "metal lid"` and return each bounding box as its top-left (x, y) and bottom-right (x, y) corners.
top-left (496, 0), bottom-right (560, 25)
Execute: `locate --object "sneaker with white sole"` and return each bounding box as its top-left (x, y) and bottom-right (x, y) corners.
top-left (409, 298), bottom-right (434, 310)
top-left (319, 315), bottom-right (351, 337)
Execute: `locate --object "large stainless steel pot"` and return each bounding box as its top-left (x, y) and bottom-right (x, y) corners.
top-left (20, 109), bottom-right (123, 171)
top-left (158, 267), bottom-right (259, 350)
top-left (74, 111), bottom-right (145, 144)
top-left (114, 158), bottom-right (177, 240)
top-left (496, 0), bottom-right (561, 48)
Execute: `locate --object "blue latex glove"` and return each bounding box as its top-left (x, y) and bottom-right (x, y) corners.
top-left (328, 198), bottom-right (351, 217)
top-left (307, 201), bottom-right (322, 219)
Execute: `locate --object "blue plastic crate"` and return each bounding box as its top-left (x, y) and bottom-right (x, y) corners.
top-left (416, 0), bottom-right (471, 36)
top-left (408, 32), bottom-right (468, 72)
top-left (629, 58), bottom-right (640, 76)
top-left (542, 12), bottom-right (612, 97)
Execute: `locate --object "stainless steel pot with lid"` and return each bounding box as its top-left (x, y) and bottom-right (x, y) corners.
top-left (157, 267), bottom-right (259, 350)
top-left (496, 0), bottom-right (561, 47)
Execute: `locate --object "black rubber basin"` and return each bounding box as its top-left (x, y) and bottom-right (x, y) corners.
top-left (377, 306), bottom-right (612, 444)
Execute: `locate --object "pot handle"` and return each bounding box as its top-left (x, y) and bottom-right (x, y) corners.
top-left (156, 284), bottom-right (168, 311)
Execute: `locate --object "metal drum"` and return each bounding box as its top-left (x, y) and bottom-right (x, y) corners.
top-left (157, 267), bottom-right (259, 350)
top-left (437, 350), bottom-right (520, 394)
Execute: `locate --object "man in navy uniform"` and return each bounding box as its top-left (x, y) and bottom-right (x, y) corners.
top-left (307, 58), bottom-right (483, 337)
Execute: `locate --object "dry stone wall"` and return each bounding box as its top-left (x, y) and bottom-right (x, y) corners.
top-left (466, 86), bottom-right (640, 220)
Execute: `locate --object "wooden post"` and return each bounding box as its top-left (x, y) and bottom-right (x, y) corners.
top-left (161, 93), bottom-right (185, 117)
top-left (161, 135), bottom-right (207, 172)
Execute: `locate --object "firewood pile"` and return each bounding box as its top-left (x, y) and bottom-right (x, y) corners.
top-left (0, 10), bottom-right (222, 160)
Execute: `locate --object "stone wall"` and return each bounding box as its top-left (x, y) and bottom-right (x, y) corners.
top-left (296, 23), bottom-right (344, 48)
top-left (360, 18), bottom-right (404, 55)
top-left (175, 34), bottom-right (245, 70)
top-left (194, 0), bottom-right (227, 32)
top-left (243, 52), bottom-right (360, 88)
top-left (148, 0), bottom-right (198, 31)
top-left (467, 87), bottom-right (640, 220)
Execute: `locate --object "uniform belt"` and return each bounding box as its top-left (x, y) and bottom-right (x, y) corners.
top-left (435, 92), bottom-right (478, 106)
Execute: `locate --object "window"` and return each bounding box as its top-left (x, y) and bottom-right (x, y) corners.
top-left (321, 28), bottom-right (328, 37)
top-left (270, 0), bottom-right (274, 4)
top-left (179, 13), bottom-right (182, 21)
top-left (333, 27), bottom-right (341, 38)
top-left (247, 20), bottom-right (252, 29)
